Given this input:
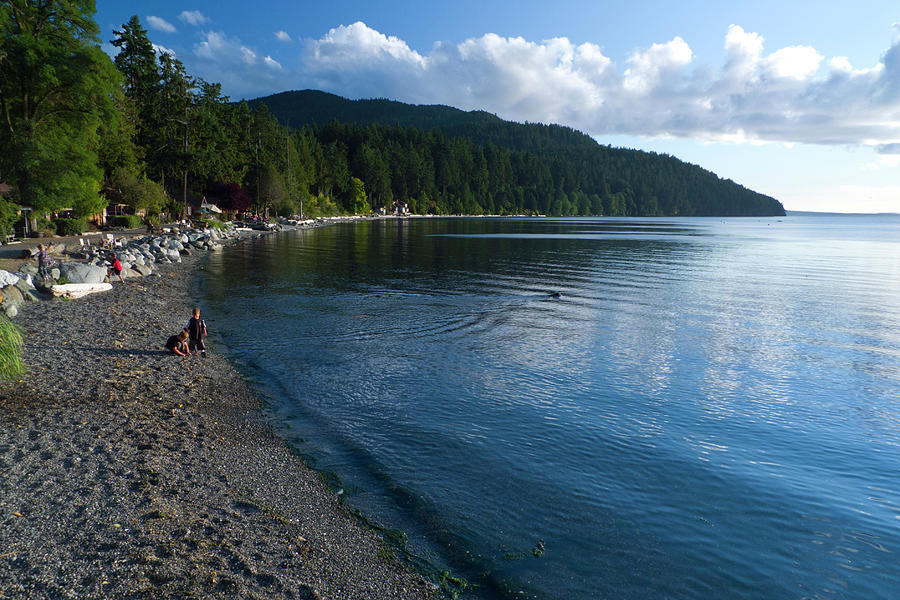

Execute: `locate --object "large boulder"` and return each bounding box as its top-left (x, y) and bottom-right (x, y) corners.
top-left (59, 262), bottom-right (107, 284)
top-left (1, 284), bottom-right (24, 309)
top-left (133, 264), bottom-right (153, 277)
top-left (13, 277), bottom-right (35, 300)
top-left (0, 270), bottom-right (19, 287)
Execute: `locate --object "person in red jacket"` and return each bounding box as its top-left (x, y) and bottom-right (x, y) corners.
top-left (109, 253), bottom-right (125, 283)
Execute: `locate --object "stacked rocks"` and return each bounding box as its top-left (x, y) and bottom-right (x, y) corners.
top-left (0, 225), bottom-right (236, 318)
top-left (0, 269), bottom-right (43, 318)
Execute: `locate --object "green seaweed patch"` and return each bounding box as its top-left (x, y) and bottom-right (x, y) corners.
top-left (437, 570), bottom-right (468, 599)
top-left (346, 507), bottom-right (468, 599)
top-left (502, 552), bottom-right (527, 562)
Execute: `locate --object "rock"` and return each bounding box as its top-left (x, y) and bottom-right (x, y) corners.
top-left (5, 305), bottom-right (17, 318)
top-left (13, 278), bottom-right (34, 297)
top-left (13, 272), bottom-right (34, 287)
top-left (50, 267), bottom-right (60, 280)
top-left (1, 284), bottom-right (24, 308)
top-left (0, 270), bottom-right (19, 287)
top-left (19, 264), bottom-right (38, 276)
top-left (59, 262), bottom-right (107, 284)
top-left (134, 264), bottom-right (153, 277)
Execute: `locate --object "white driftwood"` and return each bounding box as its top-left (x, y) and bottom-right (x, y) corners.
top-left (50, 282), bottom-right (113, 299)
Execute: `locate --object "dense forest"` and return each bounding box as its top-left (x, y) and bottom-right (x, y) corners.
top-left (252, 90), bottom-right (786, 217)
top-left (0, 3), bottom-right (784, 240)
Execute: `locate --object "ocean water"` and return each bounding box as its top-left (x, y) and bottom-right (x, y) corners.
top-left (200, 215), bottom-right (900, 600)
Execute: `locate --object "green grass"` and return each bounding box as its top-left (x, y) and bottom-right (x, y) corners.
top-left (0, 315), bottom-right (25, 379)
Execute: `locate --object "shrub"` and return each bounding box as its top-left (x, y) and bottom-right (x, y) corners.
top-left (55, 217), bottom-right (87, 237)
top-left (108, 215), bottom-right (142, 229)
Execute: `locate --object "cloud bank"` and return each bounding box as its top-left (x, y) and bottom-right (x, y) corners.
top-left (187, 21), bottom-right (900, 150)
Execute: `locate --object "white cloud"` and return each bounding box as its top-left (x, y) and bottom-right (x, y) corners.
top-left (146, 16), bottom-right (176, 33)
top-left (275, 30), bottom-right (292, 43)
top-left (176, 21), bottom-right (900, 154)
top-left (623, 37), bottom-right (692, 93)
top-left (764, 46), bottom-right (822, 80)
top-left (239, 46), bottom-right (257, 64)
top-left (190, 31), bottom-right (288, 97)
top-left (179, 10), bottom-right (208, 26)
top-left (152, 43), bottom-right (176, 57)
top-left (290, 22), bottom-right (900, 152)
top-left (264, 56), bottom-right (283, 70)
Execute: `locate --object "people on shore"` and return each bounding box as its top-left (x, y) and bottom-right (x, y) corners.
top-left (108, 253), bottom-right (125, 283)
top-left (36, 244), bottom-right (52, 281)
top-left (165, 330), bottom-right (190, 356)
top-left (187, 307), bottom-right (207, 356)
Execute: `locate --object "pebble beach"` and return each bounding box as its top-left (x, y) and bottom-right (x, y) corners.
top-left (0, 229), bottom-right (434, 599)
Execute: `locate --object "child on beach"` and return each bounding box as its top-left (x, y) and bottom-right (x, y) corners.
top-left (187, 308), bottom-right (207, 356)
top-left (36, 244), bottom-right (52, 281)
top-left (109, 254), bottom-right (125, 283)
top-left (165, 330), bottom-right (190, 356)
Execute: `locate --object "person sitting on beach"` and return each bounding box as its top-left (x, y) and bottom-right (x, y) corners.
top-left (165, 330), bottom-right (190, 356)
top-left (187, 307), bottom-right (208, 357)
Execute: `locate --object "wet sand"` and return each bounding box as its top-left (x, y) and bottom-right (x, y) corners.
top-left (0, 244), bottom-right (434, 599)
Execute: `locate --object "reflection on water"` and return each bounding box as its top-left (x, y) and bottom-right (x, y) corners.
top-left (202, 216), bottom-right (900, 600)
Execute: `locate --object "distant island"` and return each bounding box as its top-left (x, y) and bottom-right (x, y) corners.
top-left (249, 90), bottom-right (787, 218)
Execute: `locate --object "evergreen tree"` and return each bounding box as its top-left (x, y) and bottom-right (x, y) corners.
top-left (0, 0), bottom-right (119, 217)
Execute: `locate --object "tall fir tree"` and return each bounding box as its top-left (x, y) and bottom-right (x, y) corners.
top-left (0, 0), bottom-right (118, 217)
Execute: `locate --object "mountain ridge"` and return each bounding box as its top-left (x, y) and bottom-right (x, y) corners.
top-left (247, 90), bottom-right (786, 217)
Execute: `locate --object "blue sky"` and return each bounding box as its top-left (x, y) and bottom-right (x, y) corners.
top-left (95, 1), bottom-right (900, 214)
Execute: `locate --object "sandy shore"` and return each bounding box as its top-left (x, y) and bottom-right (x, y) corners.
top-left (0, 238), bottom-right (434, 598)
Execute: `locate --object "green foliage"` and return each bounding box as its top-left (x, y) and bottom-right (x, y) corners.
top-left (252, 91), bottom-right (786, 217)
top-left (0, 0), bottom-right (119, 215)
top-left (55, 217), bottom-right (87, 236)
top-left (348, 177), bottom-right (369, 214)
top-left (0, 315), bottom-right (25, 380)
top-left (111, 167), bottom-right (168, 215)
top-left (0, 198), bottom-right (21, 238)
top-left (108, 215), bottom-right (142, 229)
top-left (304, 194), bottom-right (343, 218)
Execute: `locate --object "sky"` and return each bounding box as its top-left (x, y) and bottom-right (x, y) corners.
top-left (94, 1), bottom-right (900, 214)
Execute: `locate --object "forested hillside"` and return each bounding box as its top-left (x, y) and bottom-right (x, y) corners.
top-left (251, 90), bottom-right (786, 217)
top-left (0, 6), bottom-right (783, 233)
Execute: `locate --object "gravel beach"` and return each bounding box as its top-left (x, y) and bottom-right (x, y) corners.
top-left (0, 239), bottom-right (434, 599)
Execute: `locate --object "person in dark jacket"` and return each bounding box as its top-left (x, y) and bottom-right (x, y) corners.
top-left (165, 330), bottom-right (190, 356)
top-left (187, 307), bottom-right (207, 356)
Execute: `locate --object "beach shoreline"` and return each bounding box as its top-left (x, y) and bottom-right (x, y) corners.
top-left (0, 228), bottom-right (434, 599)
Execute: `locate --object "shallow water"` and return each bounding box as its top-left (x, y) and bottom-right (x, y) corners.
top-left (202, 215), bottom-right (900, 599)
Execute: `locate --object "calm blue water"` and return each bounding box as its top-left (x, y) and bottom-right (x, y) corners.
top-left (201, 215), bottom-right (900, 600)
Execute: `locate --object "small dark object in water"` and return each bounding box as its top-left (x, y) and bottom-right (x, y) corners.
top-left (549, 292), bottom-right (561, 298)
